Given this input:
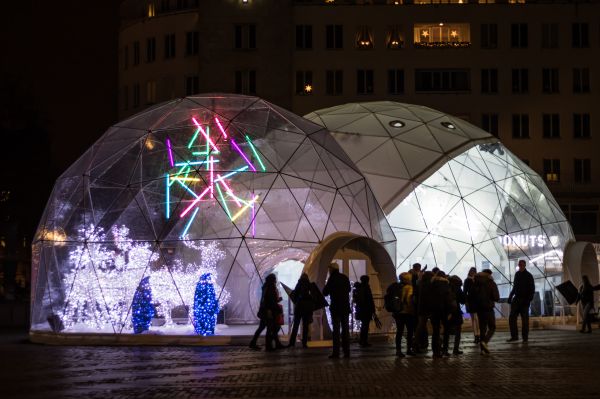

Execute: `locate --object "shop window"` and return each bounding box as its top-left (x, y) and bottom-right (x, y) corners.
top-left (573, 68), bottom-right (590, 93)
top-left (414, 23), bottom-right (470, 48)
top-left (355, 26), bottom-right (373, 49)
top-left (512, 68), bottom-right (528, 93)
top-left (542, 114), bottom-right (560, 138)
top-left (543, 159), bottom-right (560, 183)
top-left (326, 70), bottom-right (343, 95)
top-left (574, 114), bottom-right (591, 138)
top-left (386, 25), bottom-right (403, 49)
top-left (415, 69), bottom-right (470, 92)
top-left (296, 71), bottom-right (313, 95)
top-left (512, 114), bottom-right (529, 138)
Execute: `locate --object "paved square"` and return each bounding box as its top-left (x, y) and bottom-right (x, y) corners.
top-left (1, 330), bottom-right (599, 398)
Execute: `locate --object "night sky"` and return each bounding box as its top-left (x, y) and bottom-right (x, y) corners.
top-left (1, 1), bottom-right (119, 239)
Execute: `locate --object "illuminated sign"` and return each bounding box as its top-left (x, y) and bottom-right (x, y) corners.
top-left (499, 234), bottom-right (560, 249)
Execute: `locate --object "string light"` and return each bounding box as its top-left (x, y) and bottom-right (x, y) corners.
top-left (193, 273), bottom-right (219, 336)
top-left (132, 276), bottom-right (154, 334)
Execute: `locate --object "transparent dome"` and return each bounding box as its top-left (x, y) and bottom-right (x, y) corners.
top-left (307, 102), bottom-right (574, 315)
top-left (32, 95), bottom-right (394, 335)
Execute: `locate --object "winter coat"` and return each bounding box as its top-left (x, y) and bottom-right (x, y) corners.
top-left (354, 282), bottom-right (376, 321)
top-left (258, 282), bottom-right (282, 321)
top-left (416, 272), bottom-right (434, 316)
top-left (509, 269), bottom-right (535, 303)
top-left (578, 283), bottom-right (600, 306)
top-left (448, 276), bottom-right (466, 324)
top-left (471, 272), bottom-right (500, 312)
top-left (293, 278), bottom-right (315, 315)
top-left (323, 269), bottom-right (351, 315)
top-left (430, 275), bottom-right (451, 315)
top-left (399, 272), bottom-right (415, 315)
top-left (464, 276), bottom-right (476, 313)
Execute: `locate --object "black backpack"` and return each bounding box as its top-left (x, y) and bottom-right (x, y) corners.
top-left (384, 282), bottom-right (404, 313)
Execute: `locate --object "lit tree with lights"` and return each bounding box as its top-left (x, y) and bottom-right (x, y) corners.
top-left (193, 273), bottom-right (219, 335)
top-left (131, 276), bottom-right (154, 334)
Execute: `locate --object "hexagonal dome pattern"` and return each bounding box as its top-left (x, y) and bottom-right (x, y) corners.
top-left (307, 102), bottom-right (574, 314)
top-left (31, 95), bottom-right (395, 334)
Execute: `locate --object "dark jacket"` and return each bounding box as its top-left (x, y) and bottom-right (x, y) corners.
top-left (578, 283), bottom-right (600, 305)
top-left (509, 269), bottom-right (535, 303)
top-left (353, 282), bottom-right (375, 321)
top-left (323, 269), bottom-right (351, 315)
top-left (448, 276), bottom-right (466, 323)
top-left (293, 278), bottom-right (315, 314)
top-left (416, 272), bottom-right (434, 316)
top-left (464, 276), bottom-right (475, 313)
top-left (258, 282), bottom-right (282, 321)
top-left (471, 272), bottom-right (500, 312)
top-left (429, 275), bottom-right (451, 315)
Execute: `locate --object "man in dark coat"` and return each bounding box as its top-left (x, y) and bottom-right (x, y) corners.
top-left (354, 275), bottom-right (376, 347)
top-left (507, 259), bottom-right (535, 342)
top-left (473, 269), bottom-right (500, 354)
top-left (288, 273), bottom-right (315, 348)
top-left (429, 271), bottom-right (451, 358)
top-left (323, 262), bottom-right (351, 358)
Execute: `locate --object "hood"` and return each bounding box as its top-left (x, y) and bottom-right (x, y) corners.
top-left (400, 272), bottom-right (412, 284)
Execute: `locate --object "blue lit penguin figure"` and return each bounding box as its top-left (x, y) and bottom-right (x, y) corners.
top-left (193, 273), bottom-right (219, 336)
top-left (132, 276), bottom-right (155, 334)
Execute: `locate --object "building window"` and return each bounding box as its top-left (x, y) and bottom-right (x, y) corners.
top-left (235, 24), bottom-right (256, 49)
top-left (122, 86), bottom-right (129, 111)
top-left (481, 69), bottom-right (498, 94)
top-left (185, 31), bottom-right (199, 55)
top-left (146, 81), bottom-right (157, 104)
top-left (572, 23), bottom-right (589, 48)
top-left (388, 69), bottom-right (404, 95)
top-left (480, 23), bottom-right (497, 49)
top-left (541, 23), bottom-right (558, 49)
top-left (574, 159), bottom-right (591, 183)
top-left (574, 113), bottom-right (591, 138)
top-left (185, 75), bottom-right (199, 96)
top-left (296, 71), bottom-right (313, 95)
top-left (512, 114), bottom-right (529, 138)
top-left (326, 25), bottom-right (343, 49)
top-left (123, 46), bottom-right (129, 70)
top-left (146, 37), bottom-right (156, 63)
top-left (414, 23), bottom-right (471, 48)
top-left (357, 69), bottom-right (374, 95)
top-left (573, 68), bottom-right (590, 93)
top-left (482, 114), bottom-right (498, 137)
top-left (326, 70), bottom-right (343, 95)
top-left (356, 26), bottom-right (374, 49)
top-left (386, 25), bottom-right (403, 49)
top-left (542, 114), bottom-right (560, 138)
top-left (511, 23), bottom-right (528, 48)
top-left (133, 41), bottom-right (140, 66)
top-left (565, 204), bottom-right (598, 235)
top-left (415, 69), bottom-right (470, 92)
top-left (543, 159), bottom-right (560, 183)
top-left (133, 83), bottom-right (140, 108)
top-left (296, 25), bottom-right (312, 49)
top-left (512, 68), bottom-right (528, 93)
top-left (235, 70), bottom-right (257, 95)
top-left (159, 0), bottom-right (171, 12)
top-left (542, 68), bottom-right (559, 93)
top-left (164, 33), bottom-right (176, 59)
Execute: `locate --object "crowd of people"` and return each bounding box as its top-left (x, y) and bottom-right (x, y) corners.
top-left (250, 259), bottom-right (595, 358)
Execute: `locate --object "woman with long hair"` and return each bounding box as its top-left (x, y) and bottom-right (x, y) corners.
top-left (249, 273), bottom-right (284, 350)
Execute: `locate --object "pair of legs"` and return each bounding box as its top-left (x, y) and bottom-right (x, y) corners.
top-left (413, 315), bottom-right (430, 352)
top-left (581, 302), bottom-right (594, 332)
top-left (265, 320), bottom-right (283, 350)
top-left (509, 299), bottom-right (530, 340)
top-left (393, 313), bottom-right (415, 355)
top-left (470, 312), bottom-right (480, 342)
top-left (430, 313), bottom-right (443, 356)
top-left (289, 311), bottom-right (312, 347)
top-left (330, 312), bottom-right (350, 357)
top-left (443, 319), bottom-right (462, 354)
top-left (477, 310), bottom-right (496, 350)
top-left (359, 317), bottom-right (371, 346)
top-left (249, 319), bottom-right (267, 348)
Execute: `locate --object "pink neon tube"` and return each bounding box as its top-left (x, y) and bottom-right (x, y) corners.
top-left (217, 176), bottom-right (242, 207)
top-left (166, 138), bottom-right (174, 167)
top-left (210, 156), bottom-right (214, 199)
top-left (214, 117), bottom-right (228, 139)
top-left (192, 117), bottom-right (219, 153)
top-left (230, 139), bottom-right (257, 172)
top-left (180, 186), bottom-right (210, 218)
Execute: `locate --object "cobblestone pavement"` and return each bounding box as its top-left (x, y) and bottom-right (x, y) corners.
top-left (1, 329), bottom-right (600, 398)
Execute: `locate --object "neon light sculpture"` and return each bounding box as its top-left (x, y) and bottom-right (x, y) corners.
top-left (165, 117), bottom-right (267, 237)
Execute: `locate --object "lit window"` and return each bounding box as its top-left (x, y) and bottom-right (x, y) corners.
top-left (414, 23), bottom-right (470, 48)
top-left (543, 159), bottom-right (560, 183)
top-left (296, 71), bottom-right (313, 95)
top-left (356, 26), bottom-right (373, 49)
top-left (148, 2), bottom-right (156, 18)
top-left (386, 26), bottom-right (403, 49)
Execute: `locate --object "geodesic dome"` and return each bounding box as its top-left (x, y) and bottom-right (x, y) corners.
top-left (31, 95), bottom-right (394, 336)
top-left (307, 102), bottom-right (574, 313)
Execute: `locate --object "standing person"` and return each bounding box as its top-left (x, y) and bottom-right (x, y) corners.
top-left (413, 271), bottom-right (434, 354)
top-left (249, 273), bottom-right (284, 351)
top-left (429, 270), bottom-right (450, 358)
top-left (464, 267), bottom-right (480, 343)
top-left (473, 269), bottom-right (499, 355)
top-left (288, 273), bottom-right (315, 348)
top-left (443, 275), bottom-right (466, 356)
top-left (386, 273), bottom-right (416, 357)
top-left (323, 262), bottom-right (351, 358)
top-left (576, 275), bottom-right (600, 333)
top-left (507, 260), bottom-right (535, 342)
top-left (354, 275), bottom-right (376, 347)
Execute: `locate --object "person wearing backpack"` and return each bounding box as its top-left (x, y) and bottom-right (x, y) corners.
top-left (354, 275), bottom-right (376, 347)
top-left (473, 269), bottom-right (500, 355)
